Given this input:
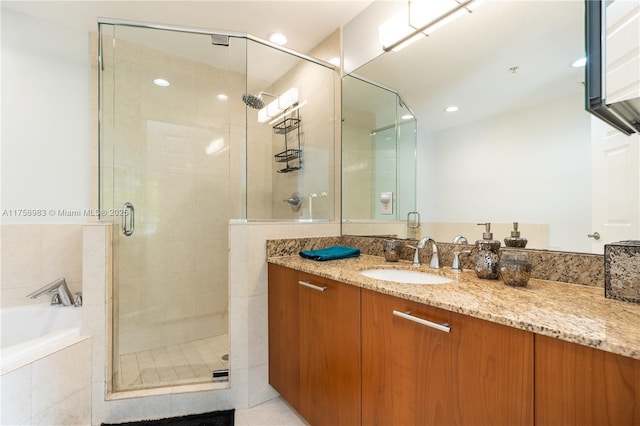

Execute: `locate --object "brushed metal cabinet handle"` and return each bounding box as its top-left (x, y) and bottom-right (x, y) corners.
top-left (299, 280), bottom-right (328, 292)
top-left (393, 310), bottom-right (451, 333)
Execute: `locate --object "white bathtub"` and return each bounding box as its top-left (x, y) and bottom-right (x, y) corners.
top-left (1, 304), bottom-right (83, 371)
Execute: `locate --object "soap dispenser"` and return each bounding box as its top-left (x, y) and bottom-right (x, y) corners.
top-left (474, 222), bottom-right (501, 279)
top-left (504, 222), bottom-right (528, 248)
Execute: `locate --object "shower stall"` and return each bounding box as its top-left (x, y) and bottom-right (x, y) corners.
top-left (99, 19), bottom-right (335, 393)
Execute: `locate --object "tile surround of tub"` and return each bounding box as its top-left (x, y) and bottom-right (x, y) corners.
top-left (267, 235), bottom-right (605, 287)
top-left (0, 224), bottom-right (84, 308)
top-left (0, 337), bottom-right (92, 426)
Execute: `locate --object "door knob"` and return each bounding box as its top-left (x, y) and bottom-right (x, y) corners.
top-left (588, 232), bottom-right (600, 240)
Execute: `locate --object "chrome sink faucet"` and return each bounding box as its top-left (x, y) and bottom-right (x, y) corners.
top-left (26, 277), bottom-right (74, 306)
top-left (452, 250), bottom-right (472, 271)
top-left (407, 237), bottom-right (441, 268)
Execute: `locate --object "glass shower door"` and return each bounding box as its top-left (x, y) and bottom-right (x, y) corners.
top-left (100, 24), bottom-right (245, 392)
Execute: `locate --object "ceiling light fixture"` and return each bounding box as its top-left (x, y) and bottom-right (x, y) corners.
top-left (381, 0), bottom-right (482, 52)
top-left (267, 32), bottom-right (288, 46)
top-left (445, 106), bottom-right (459, 112)
top-left (217, 93), bottom-right (228, 101)
top-left (153, 78), bottom-right (170, 87)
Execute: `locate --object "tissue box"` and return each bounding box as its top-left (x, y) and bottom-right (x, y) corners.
top-left (604, 241), bottom-right (640, 303)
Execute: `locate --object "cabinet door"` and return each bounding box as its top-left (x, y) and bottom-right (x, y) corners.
top-left (362, 289), bottom-right (534, 426)
top-left (362, 289), bottom-right (453, 425)
top-left (450, 310), bottom-right (533, 425)
top-left (535, 334), bottom-right (640, 425)
top-left (267, 263), bottom-right (300, 410)
top-left (298, 272), bottom-right (361, 426)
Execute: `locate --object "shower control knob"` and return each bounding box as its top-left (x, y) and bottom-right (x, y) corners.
top-left (588, 232), bottom-right (601, 240)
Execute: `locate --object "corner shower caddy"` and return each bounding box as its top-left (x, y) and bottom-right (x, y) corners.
top-left (273, 106), bottom-right (301, 173)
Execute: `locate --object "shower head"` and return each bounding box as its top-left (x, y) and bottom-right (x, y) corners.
top-left (241, 92), bottom-right (277, 110)
top-left (242, 93), bottom-right (265, 109)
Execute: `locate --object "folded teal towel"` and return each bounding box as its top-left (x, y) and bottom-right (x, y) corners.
top-left (299, 245), bottom-right (360, 261)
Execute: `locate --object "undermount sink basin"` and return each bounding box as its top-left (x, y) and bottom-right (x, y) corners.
top-left (360, 268), bottom-right (452, 285)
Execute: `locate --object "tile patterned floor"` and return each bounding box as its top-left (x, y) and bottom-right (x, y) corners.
top-left (115, 334), bottom-right (229, 391)
top-left (235, 397), bottom-right (309, 426)
top-left (114, 334), bottom-right (309, 425)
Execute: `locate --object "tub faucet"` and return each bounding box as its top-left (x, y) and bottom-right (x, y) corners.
top-left (26, 277), bottom-right (74, 306)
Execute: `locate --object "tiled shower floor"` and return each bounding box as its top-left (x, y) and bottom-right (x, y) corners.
top-left (115, 334), bottom-right (229, 390)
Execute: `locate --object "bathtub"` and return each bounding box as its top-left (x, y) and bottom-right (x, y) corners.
top-left (1, 304), bottom-right (83, 371)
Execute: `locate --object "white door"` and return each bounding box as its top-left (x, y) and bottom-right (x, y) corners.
top-left (605, 0), bottom-right (640, 104)
top-left (591, 116), bottom-right (640, 253)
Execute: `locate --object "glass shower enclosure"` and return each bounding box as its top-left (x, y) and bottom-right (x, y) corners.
top-left (99, 20), bottom-right (335, 393)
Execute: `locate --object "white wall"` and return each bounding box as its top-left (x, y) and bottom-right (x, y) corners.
top-left (417, 93), bottom-right (592, 252)
top-left (1, 9), bottom-right (91, 224)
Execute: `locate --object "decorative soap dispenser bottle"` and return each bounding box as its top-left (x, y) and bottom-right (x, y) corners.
top-left (474, 222), bottom-right (501, 280)
top-left (504, 222), bottom-right (528, 248)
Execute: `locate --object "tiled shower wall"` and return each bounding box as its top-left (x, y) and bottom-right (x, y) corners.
top-left (268, 56), bottom-right (337, 221)
top-left (101, 35), bottom-right (257, 355)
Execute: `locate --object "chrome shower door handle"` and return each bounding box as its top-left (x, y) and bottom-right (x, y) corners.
top-left (122, 202), bottom-right (135, 236)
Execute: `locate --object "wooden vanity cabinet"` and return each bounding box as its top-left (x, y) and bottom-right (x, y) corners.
top-left (268, 264), bottom-right (361, 426)
top-left (361, 289), bottom-right (534, 426)
top-left (269, 265), bottom-right (639, 426)
top-left (267, 263), bottom-right (300, 411)
top-left (535, 334), bottom-right (640, 425)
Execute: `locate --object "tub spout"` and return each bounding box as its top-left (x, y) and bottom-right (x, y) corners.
top-left (26, 277), bottom-right (74, 306)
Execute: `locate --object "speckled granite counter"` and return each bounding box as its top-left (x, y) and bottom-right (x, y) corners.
top-left (268, 254), bottom-right (640, 360)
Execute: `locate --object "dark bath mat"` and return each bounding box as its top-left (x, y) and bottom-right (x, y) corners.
top-left (101, 409), bottom-right (234, 426)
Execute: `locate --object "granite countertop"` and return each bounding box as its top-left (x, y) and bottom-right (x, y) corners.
top-left (268, 254), bottom-right (640, 360)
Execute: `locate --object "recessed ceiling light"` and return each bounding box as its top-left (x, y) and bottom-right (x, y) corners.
top-left (572, 57), bottom-right (587, 67)
top-left (268, 32), bottom-right (287, 46)
top-left (401, 114), bottom-right (414, 120)
top-left (153, 78), bottom-right (170, 87)
top-left (445, 106), bottom-right (459, 112)
top-left (217, 93), bottom-right (228, 101)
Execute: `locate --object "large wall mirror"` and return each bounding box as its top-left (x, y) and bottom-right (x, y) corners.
top-left (341, 0), bottom-right (640, 254)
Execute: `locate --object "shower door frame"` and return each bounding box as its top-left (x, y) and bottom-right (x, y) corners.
top-left (98, 17), bottom-right (337, 397)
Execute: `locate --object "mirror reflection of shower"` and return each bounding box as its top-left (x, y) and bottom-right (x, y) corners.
top-left (308, 191), bottom-right (328, 219)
